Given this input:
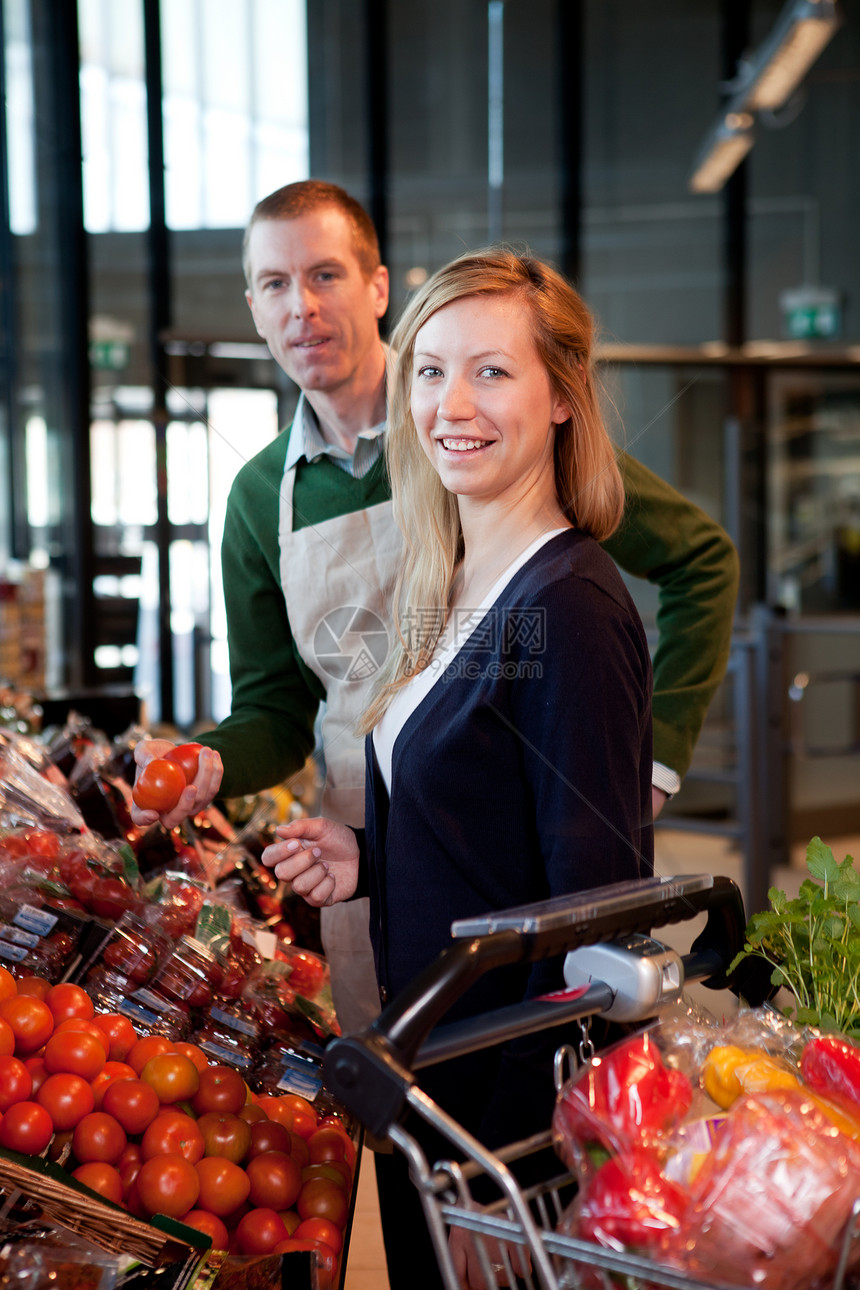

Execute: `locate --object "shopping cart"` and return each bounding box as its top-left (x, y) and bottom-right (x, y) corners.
top-left (323, 873), bottom-right (860, 1290)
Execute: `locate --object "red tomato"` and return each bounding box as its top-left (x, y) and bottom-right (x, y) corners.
top-left (140, 1053), bottom-right (200, 1104)
top-left (14, 976), bottom-right (50, 1000)
top-left (0, 996), bottom-right (54, 1055)
top-left (91, 1061), bottom-right (138, 1107)
top-left (181, 1209), bottom-right (229, 1251)
top-left (0, 1054), bottom-right (32, 1111)
top-left (23, 828), bottom-right (61, 859)
top-left (245, 1150), bottom-right (302, 1211)
top-left (307, 1126), bottom-right (349, 1166)
top-left (136, 1153), bottom-right (200, 1218)
top-left (132, 759), bottom-right (187, 812)
top-left (191, 1065), bottom-right (246, 1116)
top-left (127, 1035), bottom-right (176, 1076)
top-left (194, 1156), bottom-right (251, 1217)
top-left (0, 1100), bottom-right (54, 1154)
top-left (302, 1162), bottom-right (352, 1192)
top-left (141, 1110), bottom-right (205, 1163)
top-left (165, 743), bottom-right (202, 783)
top-left (90, 877), bottom-right (140, 921)
top-left (118, 1143), bottom-right (143, 1197)
top-left (103, 935), bottom-right (158, 985)
top-left (0, 1019), bottom-right (14, 1057)
top-left (197, 1111), bottom-right (252, 1164)
top-left (283, 949), bottom-right (326, 999)
top-left (297, 1177), bottom-right (349, 1228)
top-left (0, 964), bottom-right (16, 1001)
top-left (72, 1111), bottom-right (127, 1164)
top-left (246, 1118), bottom-right (293, 1159)
top-left (91, 1014), bottom-right (137, 1062)
top-left (36, 1072), bottom-right (95, 1130)
top-left (235, 1207), bottom-right (289, 1256)
top-left (72, 1161), bottom-right (124, 1205)
top-left (172, 1041), bottom-right (209, 1073)
top-left (289, 1132), bottom-right (311, 1170)
top-left (125, 1179), bottom-right (149, 1220)
top-left (44, 1030), bottom-right (106, 1082)
top-left (23, 1056), bottom-right (48, 1097)
top-left (44, 983), bottom-right (94, 1024)
top-left (52, 1019), bottom-right (110, 1060)
top-left (0, 836), bottom-right (30, 859)
top-left (102, 1078), bottom-right (161, 1135)
top-left (294, 1216), bottom-right (344, 1255)
top-left (58, 851), bottom-right (98, 904)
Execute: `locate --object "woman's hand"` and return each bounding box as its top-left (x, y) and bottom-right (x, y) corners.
top-left (448, 1227), bottom-right (530, 1288)
top-left (129, 740), bottom-right (224, 830)
top-left (261, 817), bottom-right (359, 907)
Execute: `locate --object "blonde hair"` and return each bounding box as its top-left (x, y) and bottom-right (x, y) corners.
top-left (359, 247), bottom-right (624, 732)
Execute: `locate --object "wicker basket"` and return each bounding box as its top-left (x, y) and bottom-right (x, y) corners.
top-left (0, 1147), bottom-right (207, 1270)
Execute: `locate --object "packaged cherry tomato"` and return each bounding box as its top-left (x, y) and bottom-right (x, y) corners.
top-left (0, 857), bottom-right (93, 983)
top-left (241, 959), bottom-right (340, 1046)
top-left (189, 1001), bottom-right (263, 1073)
top-left (88, 969), bottom-right (192, 1039)
top-left (251, 1040), bottom-right (326, 1103)
top-left (145, 870), bottom-right (209, 938)
top-left (149, 936), bottom-right (223, 1013)
top-left (82, 908), bottom-right (173, 989)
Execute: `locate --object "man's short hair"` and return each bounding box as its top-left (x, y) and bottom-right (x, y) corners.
top-left (243, 180), bottom-right (381, 286)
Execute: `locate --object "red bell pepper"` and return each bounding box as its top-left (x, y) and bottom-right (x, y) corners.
top-left (555, 1031), bottom-right (693, 1156)
top-left (800, 1033), bottom-right (860, 1119)
top-left (577, 1146), bottom-right (688, 1250)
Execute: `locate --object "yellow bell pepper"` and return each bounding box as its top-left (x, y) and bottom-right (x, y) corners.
top-left (702, 1045), bottom-right (801, 1109)
top-left (701, 1043), bottom-right (860, 1140)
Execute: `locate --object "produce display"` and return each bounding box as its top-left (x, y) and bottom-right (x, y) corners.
top-left (0, 710), bottom-right (354, 1288)
top-left (3, 695), bottom-right (859, 1290)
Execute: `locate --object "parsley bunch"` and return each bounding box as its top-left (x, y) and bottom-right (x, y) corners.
top-left (730, 837), bottom-right (860, 1037)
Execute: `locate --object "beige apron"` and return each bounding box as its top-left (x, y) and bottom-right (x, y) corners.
top-left (279, 467), bottom-right (402, 1034)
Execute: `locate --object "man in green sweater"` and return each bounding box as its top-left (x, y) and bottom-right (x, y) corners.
top-left (131, 179), bottom-right (739, 1031)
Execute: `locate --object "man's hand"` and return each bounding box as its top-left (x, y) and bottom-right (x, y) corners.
top-left (262, 817), bottom-right (359, 907)
top-left (449, 1226), bottom-right (530, 1288)
top-left (130, 739), bottom-right (224, 830)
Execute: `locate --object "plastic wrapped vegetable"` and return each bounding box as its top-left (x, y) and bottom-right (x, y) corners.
top-left (667, 1088), bottom-right (860, 1290)
top-left (801, 1033), bottom-right (860, 1118)
top-left (553, 1029), bottom-right (693, 1164)
top-left (574, 1146), bottom-right (688, 1253)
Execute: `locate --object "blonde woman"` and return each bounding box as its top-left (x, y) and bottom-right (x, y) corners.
top-left (263, 250), bottom-right (653, 1288)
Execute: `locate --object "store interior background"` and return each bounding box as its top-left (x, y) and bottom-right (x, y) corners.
top-left (0, 0), bottom-right (858, 931)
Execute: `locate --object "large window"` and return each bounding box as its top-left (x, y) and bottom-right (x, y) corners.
top-left (77, 0), bottom-right (308, 233)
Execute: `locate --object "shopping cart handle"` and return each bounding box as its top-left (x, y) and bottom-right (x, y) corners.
top-left (323, 875), bottom-right (759, 1135)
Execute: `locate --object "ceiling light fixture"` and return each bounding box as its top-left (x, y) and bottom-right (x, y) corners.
top-left (738, 0), bottom-right (840, 111)
top-left (689, 112), bottom-right (755, 194)
top-left (689, 0), bottom-right (840, 193)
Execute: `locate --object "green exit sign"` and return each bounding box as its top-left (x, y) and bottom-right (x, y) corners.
top-left (780, 287), bottom-right (841, 341)
top-left (89, 339), bottom-right (130, 370)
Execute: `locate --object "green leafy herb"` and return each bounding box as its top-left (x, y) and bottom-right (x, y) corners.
top-left (729, 836), bottom-right (860, 1037)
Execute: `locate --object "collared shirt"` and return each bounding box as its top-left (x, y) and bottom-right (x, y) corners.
top-left (284, 346), bottom-right (392, 480)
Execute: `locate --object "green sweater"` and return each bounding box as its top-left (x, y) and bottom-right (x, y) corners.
top-left (203, 434), bottom-right (739, 798)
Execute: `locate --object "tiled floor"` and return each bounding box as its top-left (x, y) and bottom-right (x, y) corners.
top-left (342, 828), bottom-right (860, 1290)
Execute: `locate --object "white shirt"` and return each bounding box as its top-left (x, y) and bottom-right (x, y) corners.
top-left (373, 530), bottom-right (568, 793)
